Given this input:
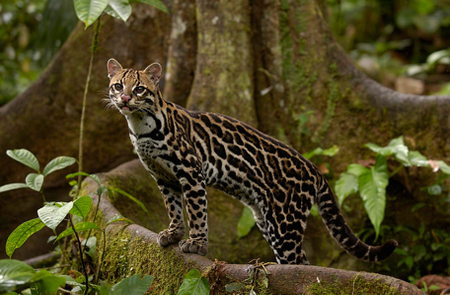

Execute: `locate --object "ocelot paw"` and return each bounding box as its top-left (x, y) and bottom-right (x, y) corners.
top-left (157, 228), bottom-right (185, 247)
top-left (179, 238), bottom-right (208, 256)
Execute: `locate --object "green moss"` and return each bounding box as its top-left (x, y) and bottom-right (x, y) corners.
top-left (305, 275), bottom-right (406, 295)
top-left (312, 74), bottom-right (340, 143)
top-left (99, 229), bottom-right (193, 294)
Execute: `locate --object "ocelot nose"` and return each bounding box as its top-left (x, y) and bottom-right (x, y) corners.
top-left (121, 95), bottom-right (131, 103)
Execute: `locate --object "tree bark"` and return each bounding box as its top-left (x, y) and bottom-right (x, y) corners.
top-left (186, 0), bottom-right (257, 126)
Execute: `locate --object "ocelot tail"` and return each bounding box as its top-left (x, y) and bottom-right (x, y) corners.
top-left (106, 59), bottom-right (398, 264)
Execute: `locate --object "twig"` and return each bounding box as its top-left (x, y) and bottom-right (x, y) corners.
top-left (69, 215), bottom-right (89, 295)
top-left (76, 18), bottom-right (101, 196)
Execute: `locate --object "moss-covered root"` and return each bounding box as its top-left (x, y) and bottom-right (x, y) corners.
top-left (99, 227), bottom-right (193, 294)
top-left (306, 274), bottom-right (409, 295)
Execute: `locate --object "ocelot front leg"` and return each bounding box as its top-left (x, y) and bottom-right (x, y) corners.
top-left (156, 180), bottom-right (186, 247)
top-left (177, 165), bottom-right (209, 256)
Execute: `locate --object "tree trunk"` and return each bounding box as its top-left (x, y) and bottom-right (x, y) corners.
top-left (0, 0), bottom-right (449, 283)
top-left (186, 0), bottom-right (258, 126)
top-left (0, 5), bottom-right (171, 259)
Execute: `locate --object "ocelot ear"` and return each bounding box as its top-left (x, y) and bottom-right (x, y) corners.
top-left (107, 58), bottom-right (123, 79)
top-left (144, 63), bottom-right (162, 86)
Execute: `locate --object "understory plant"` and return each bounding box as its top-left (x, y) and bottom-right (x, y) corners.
top-left (335, 136), bottom-right (450, 239)
top-left (0, 149), bottom-right (154, 294)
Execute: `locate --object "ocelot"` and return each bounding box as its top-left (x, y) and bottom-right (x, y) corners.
top-left (106, 59), bottom-right (398, 265)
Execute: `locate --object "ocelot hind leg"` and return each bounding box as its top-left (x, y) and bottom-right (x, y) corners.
top-left (269, 220), bottom-right (310, 265)
top-left (260, 203), bottom-right (311, 265)
top-left (156, 181), bottom-right (186, 247)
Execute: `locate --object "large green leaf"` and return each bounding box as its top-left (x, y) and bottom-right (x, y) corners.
top-left (55, 222), bottom-right (100, 242)
top-left (70, 196), bottom-right (92, 219)
top-left (0, 260), bottom-right (66, 294)
top-left (335, 163), bottom-right (368, 206)
top-left (105, 0), bottom-right (132, 22)
top-left (335, 172), bottom-right (359, 206)
top-left (42, 156), bottom-right (76, 176)
top-left (6, 218), bottom-right (45, 258)
top-left (130, 0), bottom-right (168, 13)
top-left (74, 0), bottom-right (109, 28)
top-left (25, 173), bottom-right (44, 192)
top-left (0, 183), bottom-right (30, 193)
top-left (0, 259), bottom-right (35, 293)
top-left (108, 187), bottom-right (150, 215)
top-left (176, 269), bottom-right (210, 295)
top-left (6, 149), bottom-right (40, 172)
top-left (111, 274), bottom-right (154, 295)
top-left (358, 155), bottom-right (389, 238)
top-left (37, 202), bottom-right (73, 230)
top-left (237, 207), bottom-right (256, 238)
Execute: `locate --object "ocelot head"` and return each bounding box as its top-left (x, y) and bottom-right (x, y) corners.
top-left (106, 58), bottom-right (162, 115)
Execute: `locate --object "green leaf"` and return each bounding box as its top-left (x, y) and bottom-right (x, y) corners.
top-left (303, 145), bottom-right (339, 159)
top-left (82, 236), bottom-right (97, 259)
top-left (437, 160), bottom-right (450, 174)
top-left (105, 0), bottom-right (132, 22)
top-left (100, 281), bottom-right (113, 295)
top-left (365, 136), bottom-right (409, 164)
top-left (70, 196), bottom-right (92, 219)
top-left (55, 222), bottom-right (100, 242)
top-left (358, 155), bottom-right (389, 239)
top-left (335, 172), bottom-right (359, 206)
top-left (106, 214), bottom-right (134, 226)
top-left (407, 151), bottom-right (429, 167)
top-left (6, 219), bottom-right (45, 258)
top-left (30, 270), bottom-right (66, 295)
top-left (0, 259), bottom-right (35, 293)
top-left (426, 49), bottom-right (450, 67)
top-left (43, 156), bottom-right (76, 176)
top-left (6, 149), bottom-right (40, 172)
top-left (25, 173), bottom-right (44, 192)
top-left (38, 202), bottom-right (73, 230)
top-left (111, 274), bottom-right (154, 295)
top-left (107, 187), bottom-right (150, 215)
top-left (411, 203), bottom-right (426, 212)
top-left (346, 163), bottom-right (368, 176)
top-left (67, 172), bottom-right (102, 186)
top-left (177, 269), bottom-right (210, 295)
top-left (237, 207), bottom-right (256, 238)
top-left (0, 183), bottom-right (30, 193)
top-left (130, 0), bottom-right (168, 13)
top-left (73, 0), bottom-right (109, 28)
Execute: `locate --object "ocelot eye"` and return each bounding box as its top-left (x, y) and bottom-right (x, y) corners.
top-left (135, 86), bottom-right (146, 94)
top-left (114, 83), bottom-right (123, 91)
